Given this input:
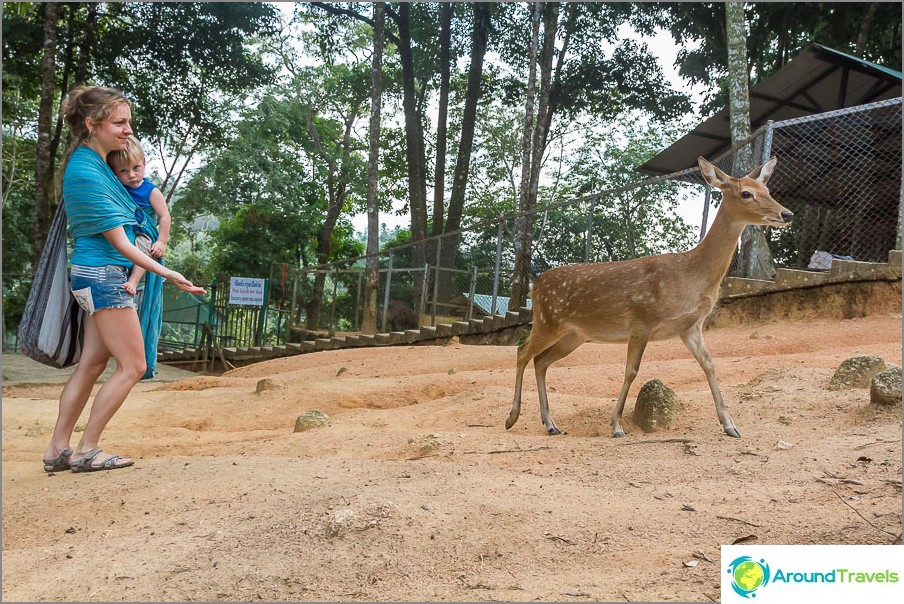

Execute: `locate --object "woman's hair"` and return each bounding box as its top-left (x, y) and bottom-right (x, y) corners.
top-left (59, 86), bottom-right (131, 142)
top-left (107, 136), bottom-right (146, 170)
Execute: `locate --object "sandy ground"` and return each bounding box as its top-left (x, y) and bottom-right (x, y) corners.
top-left (2, 313), bottom-right (902, 602)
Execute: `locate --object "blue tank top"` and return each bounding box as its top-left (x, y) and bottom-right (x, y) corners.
top-left (127, 178), bottom-right (157, 213)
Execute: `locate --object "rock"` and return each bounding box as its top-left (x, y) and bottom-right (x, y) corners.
top-left (870, 366), bottom-right (902, 407)
top-left (325, 508), bottom-right (358, 538)
top-left (828, 355), bottom-right (887, 390)
top-left (255, 378), bottom-right (276, 394)
top-left (294, 410), bottom-right (331, 432)
top-left (633, 379), bottom-right (677, 433)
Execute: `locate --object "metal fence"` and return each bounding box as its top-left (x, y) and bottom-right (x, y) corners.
top-left (276, 98), bottom-right (901, 339)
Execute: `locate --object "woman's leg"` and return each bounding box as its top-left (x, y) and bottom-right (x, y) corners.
top-left (70, 306), bottom-right (146, 466)
top-left (44, 315), bottom-right (110, 461)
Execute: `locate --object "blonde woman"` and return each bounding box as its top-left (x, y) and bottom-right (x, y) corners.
top-left (42, 86), bottom-right (205, 473)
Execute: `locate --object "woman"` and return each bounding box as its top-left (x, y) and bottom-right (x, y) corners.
top-left (42, 86), bottom-right (206, 473)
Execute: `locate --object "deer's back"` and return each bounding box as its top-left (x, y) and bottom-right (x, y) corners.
top-left (531, 254), bottom-right (720, 342)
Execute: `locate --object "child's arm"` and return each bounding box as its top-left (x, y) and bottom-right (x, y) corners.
top-left (147, 188), bottom-right (171, 258)
top-left (123, 266), bottom-right (146, 296)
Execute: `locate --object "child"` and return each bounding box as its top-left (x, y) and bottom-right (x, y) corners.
top-left (106, 136), bottom-right (172, 295)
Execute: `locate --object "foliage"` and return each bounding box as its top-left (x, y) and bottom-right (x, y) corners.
top-left (652, 2), bottom-right (902, 114)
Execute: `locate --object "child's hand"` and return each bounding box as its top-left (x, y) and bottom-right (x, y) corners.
top-left (149, 241), bottom-right (167, 257)
top-left (123, 281), bottom-right (138, 296)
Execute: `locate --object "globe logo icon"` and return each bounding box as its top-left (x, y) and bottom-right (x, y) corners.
top-left (727, 556), bottom-right (771, 598)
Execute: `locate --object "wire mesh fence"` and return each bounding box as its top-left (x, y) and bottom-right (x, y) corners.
top-left (278, 98), bottom-right (901, 340)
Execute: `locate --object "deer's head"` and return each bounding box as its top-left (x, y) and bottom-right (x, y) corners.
top-left (698, 156), bottom-right (794, 228)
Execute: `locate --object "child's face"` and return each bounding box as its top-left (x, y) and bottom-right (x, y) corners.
top-left (112, 159), bottom-right (146, 189)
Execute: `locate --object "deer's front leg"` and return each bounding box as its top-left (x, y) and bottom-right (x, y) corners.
top-left (611, 332), bottom-right (649, 438)
top-left (680, 324), bottom-right (740, 438)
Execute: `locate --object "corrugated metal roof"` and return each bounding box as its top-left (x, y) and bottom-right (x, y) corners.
top-left (639, 44), bottom-right (902, 176)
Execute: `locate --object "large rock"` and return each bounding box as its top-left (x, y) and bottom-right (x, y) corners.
top-left (294, 410), bottom-right (331, 432)
top-left (828, 355), bottom-right (887, 390)
top-left (633, 379), bottom-right (677, 433)
top-left (870, 367), bottom-right (902, 407)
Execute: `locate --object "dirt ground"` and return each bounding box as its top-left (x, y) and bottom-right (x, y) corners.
top-left (2, 312), bottom-right (902, 602)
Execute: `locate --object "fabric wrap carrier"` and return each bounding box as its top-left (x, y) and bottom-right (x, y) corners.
top-left (18, 146), bottom-right (164, 379)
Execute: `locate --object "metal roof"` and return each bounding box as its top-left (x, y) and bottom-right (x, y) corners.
top-left (639, 44), bottom-right (902, 176)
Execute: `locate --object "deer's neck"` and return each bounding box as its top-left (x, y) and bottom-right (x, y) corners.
top-left (690, 207), bottom-right (746, 287)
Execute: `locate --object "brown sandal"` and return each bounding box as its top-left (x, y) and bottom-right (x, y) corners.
top-left (43, 448), bottom-right (72, 473)
top-left (69, 448), bottom-right (134, 473)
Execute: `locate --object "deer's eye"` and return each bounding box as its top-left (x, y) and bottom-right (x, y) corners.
top-left (741, 190), bottom-right (753, 199)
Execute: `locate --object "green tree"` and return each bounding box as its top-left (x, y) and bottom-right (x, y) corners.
top-left (654, 2), bottom-right (902, 114)
top-left (1, 1), bottom-right (280, 259)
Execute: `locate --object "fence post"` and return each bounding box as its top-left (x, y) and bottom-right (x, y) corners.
top-left (897, 183), bottom-right (904, 251)
top-left (290, 270), bottom-right (299, 327)
top-left (256, 278), bottom-right (270, 346)
top-left (355, 271), bottom-right (363, 331)
top-left (466, 265), bottom-right (478, 321)
top-left (431, 241), bottom-right (442, 326)
top-left (584, 200), bottom-right (594, 262)
top-left (329, 270), bottom-right (339, 336)
top-left (420, 263), bottom-right (429, 321)
top-left (207, 278), bottom-right (218, 358)
top-left (381, 252), bottom-right (393, 332)
top-left (491, 215), bottom-right (503, 315)
top-left (700, 184), bottom-right (712, 242)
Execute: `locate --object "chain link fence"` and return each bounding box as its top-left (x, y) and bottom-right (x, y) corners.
top-left (275, 99), bottom-right (901, 340)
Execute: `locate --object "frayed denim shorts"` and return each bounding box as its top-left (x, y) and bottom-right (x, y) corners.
top-left (70, 264), bottom-right (135, 315)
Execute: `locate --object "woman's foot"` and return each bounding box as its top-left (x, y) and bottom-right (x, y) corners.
top-left (69, 448), bottom-right (134, 473)
top-left (42, 447), bottom-right (73, 473)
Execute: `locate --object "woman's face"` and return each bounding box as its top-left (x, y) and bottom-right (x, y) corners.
top-left (86, 103), bottom-right (133, 158)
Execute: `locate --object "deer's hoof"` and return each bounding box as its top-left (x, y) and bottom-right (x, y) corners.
top-left (505, 415), bottom-right (518, 430)
top-left (612, 429), bottom-right (626, 438)
top-left (547, 426), bottom-right (561, 435)
top-left (725, 426), bottom-right (741, 438)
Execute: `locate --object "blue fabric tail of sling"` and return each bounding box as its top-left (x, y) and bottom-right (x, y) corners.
top-left (134, 215), bottom-right (162, 381)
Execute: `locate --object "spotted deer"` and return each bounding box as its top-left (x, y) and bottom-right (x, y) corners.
top-left (506, 156), bottom-right (794, 438)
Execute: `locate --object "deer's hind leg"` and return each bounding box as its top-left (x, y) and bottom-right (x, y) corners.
top-left (532, 331), bottom-right (585, 435)
top-left (506, 326), bottom-right (565, 431)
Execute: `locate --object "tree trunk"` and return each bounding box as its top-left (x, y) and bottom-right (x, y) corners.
top-left (362, 3), bottom-right (385, 334)
top-left (855, 2), bottom-right (878, 58)
top-left (431, 2), bottom-right (453, 238)
top-left (511, 3), bottom-right (558, 309)
top-left (725, 0), bottom-right (776, 280)
top-left (59, 3), bottom-right (98, 191)
top-left (304, 109), bottom-right (349, 331)
top-left (436, 3), bottom-right (491, 307)
top-left (396, 4), bottom-right (428, 307)
top-left (34, 1), bottom-right (59, 264)
top-left (510, 2), bottom-right (542, 309)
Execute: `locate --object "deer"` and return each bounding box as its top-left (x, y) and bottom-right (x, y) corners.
top-left (505, 156), bottom-right (794, 439)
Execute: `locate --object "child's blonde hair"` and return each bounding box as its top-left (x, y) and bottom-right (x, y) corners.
top-left (107, 135), bottom-right (146, 170)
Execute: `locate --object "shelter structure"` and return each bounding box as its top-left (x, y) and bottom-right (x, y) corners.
top-left (640, 44), bottom-right (902, 267)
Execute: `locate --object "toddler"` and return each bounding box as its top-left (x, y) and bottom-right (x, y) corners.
top-left (107, 136), bottom-right (172, 295)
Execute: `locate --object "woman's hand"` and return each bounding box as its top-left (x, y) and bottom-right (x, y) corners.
top-left (164, 269), bottom-right (207, 295)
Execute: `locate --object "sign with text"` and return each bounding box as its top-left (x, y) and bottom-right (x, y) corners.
top-left (228, 277), bottom-right (265, 306)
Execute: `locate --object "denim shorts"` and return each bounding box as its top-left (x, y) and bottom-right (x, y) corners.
top-left (70, 264), bottom-right (136, 315)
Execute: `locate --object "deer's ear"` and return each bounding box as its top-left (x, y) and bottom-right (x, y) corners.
top-left (698, 157), bottom-right (730, 188)
top-left (746, 157), bottom-right (777, 184)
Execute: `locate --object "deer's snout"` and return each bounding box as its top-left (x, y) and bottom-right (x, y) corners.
top-left (781, 210), bottom-right (794, 223)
